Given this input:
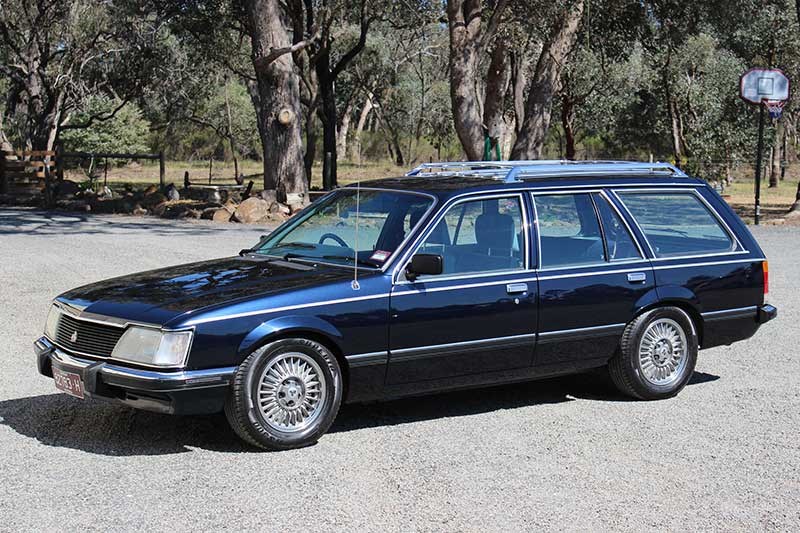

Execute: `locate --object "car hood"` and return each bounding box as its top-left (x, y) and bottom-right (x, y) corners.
top-left (56, 256), bottom-right (362, 326)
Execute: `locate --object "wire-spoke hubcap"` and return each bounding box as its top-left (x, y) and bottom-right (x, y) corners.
top-left (257, 353), bottom-right (327, 434)
top-left (638, 318), bottom-right (688, 387)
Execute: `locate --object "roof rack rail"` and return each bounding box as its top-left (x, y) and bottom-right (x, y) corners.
top-left (405, 160), bottom-right (687, 182)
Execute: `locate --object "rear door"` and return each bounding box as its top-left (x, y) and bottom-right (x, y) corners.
top-left (532, 190), bottom-right (655, 369)
top-left (387, 193), bottom-right (538, 384)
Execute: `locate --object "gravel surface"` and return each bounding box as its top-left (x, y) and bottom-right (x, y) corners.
top-left (0, 208), bottom-right (797, 532)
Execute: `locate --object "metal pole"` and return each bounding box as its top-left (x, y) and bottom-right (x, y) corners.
top-left (754, 102), bottom-right (765, 225)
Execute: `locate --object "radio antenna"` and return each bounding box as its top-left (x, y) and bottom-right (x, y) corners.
top-left (351, 181), bottom-right (361, 290)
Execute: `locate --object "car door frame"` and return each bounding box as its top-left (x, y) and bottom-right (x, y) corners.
top-left (385, 190), bottom-right (540, 384)
top-left (530, 187), bottom-right (658, 370)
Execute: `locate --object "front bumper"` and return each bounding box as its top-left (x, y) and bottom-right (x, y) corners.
top-left (35, 337), bottom-right (235, 415)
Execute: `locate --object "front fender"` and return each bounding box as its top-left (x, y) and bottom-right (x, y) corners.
top-left (237, 315), bottom-right (344, 356)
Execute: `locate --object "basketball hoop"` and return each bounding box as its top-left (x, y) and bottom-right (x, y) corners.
top-left (764, 99), bottom-right (785, 119)
top-left (739, 67), bottom-right (792, 225)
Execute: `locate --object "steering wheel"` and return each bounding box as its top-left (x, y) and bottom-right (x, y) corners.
top-left (318, 233), bottom-right (349, 247)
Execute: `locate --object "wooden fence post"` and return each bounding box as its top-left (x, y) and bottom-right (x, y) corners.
top-left (158, 151), bottom-right (165, 189)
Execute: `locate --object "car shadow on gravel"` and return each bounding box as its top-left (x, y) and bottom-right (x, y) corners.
top-left (330, 371), bottom-right (718, 433)
top-left (0, 372), bottom-right (718, 455)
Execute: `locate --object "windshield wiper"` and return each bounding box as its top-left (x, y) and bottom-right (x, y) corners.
top-left (273, 242), bottom-right (317, 250)
top-left (322, 255), bottom-right (381, 268)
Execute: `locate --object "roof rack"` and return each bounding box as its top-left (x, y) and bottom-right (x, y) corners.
top-left (405, 160), bottom-right (687, 182)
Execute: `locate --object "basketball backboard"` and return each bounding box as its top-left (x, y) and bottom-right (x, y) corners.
top-left (740, 68), bottom-right (790, 104)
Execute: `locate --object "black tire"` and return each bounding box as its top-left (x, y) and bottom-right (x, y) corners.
top-left (224, 338), bottom-right (343, 450)
top-left (608, 306), bottom-right (698, 400)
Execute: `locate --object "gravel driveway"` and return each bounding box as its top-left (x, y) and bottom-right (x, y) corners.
top-left (0, 208), bottom-right (797, 532)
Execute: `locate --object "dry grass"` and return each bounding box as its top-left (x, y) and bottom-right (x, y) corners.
top-left (62, 158), bottom-right (800, 223)
top-left (63, 159), bottom-right (407, 190)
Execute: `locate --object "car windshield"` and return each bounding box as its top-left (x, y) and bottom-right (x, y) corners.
top-left (254, 188), bottom-right (434, 268)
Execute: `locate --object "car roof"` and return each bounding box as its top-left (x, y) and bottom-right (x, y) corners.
top-left (346, 160), bottom-right (705, 202)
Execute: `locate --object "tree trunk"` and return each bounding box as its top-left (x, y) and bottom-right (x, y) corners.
top-left (337, 101), bottom-right (352, 163)
top-left (483, 42), bottom-right (511, 160)
top-left (447, 0), bottom-right (488, 161)
top-left (304, 111), bottom-right (318, 186)
top-left (244, 0), bottom-right (307, 201)
top-left (769, 120), bottom-right (783, 187)
top-left (562, 96), bottom-right (577, 160)
top-left (666, 82), bottom-right (684, 168)
top-left (511, 0), bottom-right (585, 159)
top-left (351, 94), bottom-right (373, 164)
top-left (510, 51), bottom-right (528, 135)
top-left (315, 48), bottom-right (338, 190)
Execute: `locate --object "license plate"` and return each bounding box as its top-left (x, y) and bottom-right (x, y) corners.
top-left (53, 367), bottom-right (85, 399)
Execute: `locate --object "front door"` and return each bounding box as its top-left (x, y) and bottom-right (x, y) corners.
top-left (387, 193), bottom-right (538, 384)
top-left (532, 190), bottom-right (655, 370)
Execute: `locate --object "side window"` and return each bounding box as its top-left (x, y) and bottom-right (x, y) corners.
top-left (592, 193), bottom-right (642, 262)
top-left (416, 196), bottom-right (525, 277)
top-left (535, 193), bottom-right (605, 268)
top-left (617, 192), bottom-right (736, 257)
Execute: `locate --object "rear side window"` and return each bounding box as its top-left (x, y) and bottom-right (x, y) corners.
top-left (617, 192), bottom-right (736, 257)
top-left (535, 193), bottom-right (605, 268)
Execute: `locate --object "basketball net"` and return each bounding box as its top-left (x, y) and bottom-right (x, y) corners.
top-left (764, 99), bottom-right (785, 119)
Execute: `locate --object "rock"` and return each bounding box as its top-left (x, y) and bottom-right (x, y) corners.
top-left (274, 202), bottom-right (291, 216)
top-left (165, 183), bottom-right (180, 201)
top-left (260, 189), bottom-right (278, 204)
top-left (56, 180), bottom-right (80, 198)
top-left (234, 197), bottom-right (271, 223)
top-left (152, 202), bottom-right (168, 217)
top-left (142, 192), bottom-right (167, 209)
top-left (132, 204), bottom-right (148, 216)
top-left (223, 199), bottom-right (238, 213)
top-left (200, 207), bottom-right (218, 220)
top-left (212, 208), bottom-right (233, 223)
top-left (285, 192), bottom-right (306, 207)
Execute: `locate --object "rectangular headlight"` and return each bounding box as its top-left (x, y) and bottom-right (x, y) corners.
top-left (44, 305), bottom-right (61, 340)
top-left (111, 327), bottom-right (193, 367)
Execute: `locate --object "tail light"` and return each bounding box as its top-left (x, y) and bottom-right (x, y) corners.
top-left (763, 260), bottom-right (769, 295)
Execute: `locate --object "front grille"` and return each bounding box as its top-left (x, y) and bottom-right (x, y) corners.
top-left (55, 312), bottom-right (124, 358)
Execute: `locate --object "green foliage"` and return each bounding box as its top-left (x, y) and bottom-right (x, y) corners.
top-left (60, 98), bottom-right (151, 156)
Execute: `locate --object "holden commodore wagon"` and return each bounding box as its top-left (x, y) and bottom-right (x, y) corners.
top-left (35, 160), bottom-right (776, 450)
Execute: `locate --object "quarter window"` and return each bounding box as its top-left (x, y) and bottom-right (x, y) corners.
top-left (617, 192), bottom-right (736, 257)
top-left (415, 196), bottom-right (525, 277)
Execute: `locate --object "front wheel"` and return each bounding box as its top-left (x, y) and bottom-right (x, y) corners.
top-left (608, 306), bottom-right (698, 400)
top-left (225, 338), bottom-right (343, 450)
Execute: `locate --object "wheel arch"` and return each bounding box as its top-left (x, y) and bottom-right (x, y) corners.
top-left (633, 296), bottom-right (704, 346)
top-left (237, 316), bottom-right (350, 398)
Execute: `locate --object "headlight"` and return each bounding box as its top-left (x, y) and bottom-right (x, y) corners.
top-left (44, 305), bottom-right (61, 339)
top-left (111, 327), bottom-right (193, 367)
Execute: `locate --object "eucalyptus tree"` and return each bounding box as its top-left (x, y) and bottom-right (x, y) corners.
top-left (0, 0), bottom-right (171, 152)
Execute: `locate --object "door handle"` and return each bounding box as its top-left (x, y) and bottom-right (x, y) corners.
top-left (506, 283), bottom-right (528, 294)
top-left (627, 272), bottom-right (647, 283)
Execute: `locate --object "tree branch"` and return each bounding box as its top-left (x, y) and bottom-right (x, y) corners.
top-left (60, 98), bottom-right (130, 130)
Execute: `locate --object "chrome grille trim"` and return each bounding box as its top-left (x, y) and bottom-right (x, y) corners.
top-left (54, 312), bottom-right (124, 358)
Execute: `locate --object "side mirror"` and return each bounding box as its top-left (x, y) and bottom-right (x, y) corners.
top-left (405, 254), bottom-right (443, 281)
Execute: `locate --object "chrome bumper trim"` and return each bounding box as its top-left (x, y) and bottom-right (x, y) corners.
top-left (36, 337), bottom-right (236, 391)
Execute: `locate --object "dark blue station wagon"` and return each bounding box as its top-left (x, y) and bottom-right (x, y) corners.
top-left (35, 161), bottom-right (777, 450)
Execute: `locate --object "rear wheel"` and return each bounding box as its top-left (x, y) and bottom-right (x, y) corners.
top-left (609, 306), bottom-right (698, 400)
top-left (225, 338), bottom-right (343, 450)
